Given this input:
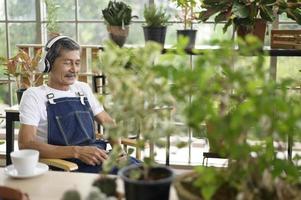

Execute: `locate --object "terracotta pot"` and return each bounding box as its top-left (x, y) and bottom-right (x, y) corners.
top-left (0, 186), bottom-right (29, 200)
top-left (107, 25), bottom-right (129, 47)
top-left (174, 171), bottom-right (202, 200)
top-left (174, 171), bottom-right (238, 200)
top-left (237, 19), bottom-right (267, 44)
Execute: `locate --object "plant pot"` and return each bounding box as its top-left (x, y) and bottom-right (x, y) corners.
top-left (0, 186), bottom-right (29, 200)
top-left (237, 19), bottom-right (267, 44)
top-left (16, 88), bottom-right (27, 104)
top-left (107, 25), bottom-right (129, 47)
top-left (177, 30), bottom-right (197, 50)
top-left (174, 171), bottom-right (238, 200)
top-left (118, 165), bottom-right (174, 200)
top-left (174, 171), bottom-right (202, 200)
top-left (143, 26), bottom-right (167, 46)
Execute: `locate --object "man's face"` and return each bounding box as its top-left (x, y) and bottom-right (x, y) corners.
top-left (49, 49), bottom-right (80, 88)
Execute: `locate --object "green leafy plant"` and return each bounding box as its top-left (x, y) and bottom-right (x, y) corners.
top-left (172, 0), bottom-right (198, 29)
top-left (99, 41), bottom-right (175, 173)
top-left (45, 0), bottom-right (60, 34)
top-left (199, 0), bottom-right (301, 33)
top-left (1, 50), bottom-right (42, 89)
top-left (102, 0), bottom-right (135, 28)
top-left (143, 4), bottom-right (170, 27)
top-left (0, 57), bottom-right (7, 76)
top-left (160, 37), bottom-right (301, 199)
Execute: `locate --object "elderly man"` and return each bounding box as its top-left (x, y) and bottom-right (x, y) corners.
top-left (18, 36), bottom-right (138, 173)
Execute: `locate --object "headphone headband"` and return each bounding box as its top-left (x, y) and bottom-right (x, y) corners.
top-left (45, 35), bottom-right (69, 51)
top-left (38, 35), bottom-right (72, 73)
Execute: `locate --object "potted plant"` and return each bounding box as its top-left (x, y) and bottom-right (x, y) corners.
top-left (97, 41), bottom-right (176, 200)
top-left (62, 175), bottom-right (122, 200)
top-left (143, 4), bottom-right (170, 46)
top-left (172, 0), bottom-right (198, 50)
top-left (2, 49), bottom-right (42, 103)
top-left (198, 0), bottom-right (301, 43)
top-left (44, 0), bottom-right (60, 39)
top-left (158, 37), bottom-right (301, 199)
top-left (102, 0), bottom-right (136, 47)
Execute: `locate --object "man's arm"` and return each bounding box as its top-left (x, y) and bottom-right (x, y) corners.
top-left (18, 124), bottom-right (108, 166)
top-left (94, 111), bottom-right (123, 148)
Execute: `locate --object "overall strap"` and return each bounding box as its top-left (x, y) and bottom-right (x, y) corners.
top-left (77, 92), bottom-right (86, 105)
top-left (47, 93), bottom-right (56, 104)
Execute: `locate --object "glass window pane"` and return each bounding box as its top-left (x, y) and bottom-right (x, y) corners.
top-left (9, 23), bottom-right (36, 55)
top-left (78, 0), bottom-right (108, 20)
top-left (79, 22), bottom-right (105, 44)
top-left (42, 23), bottom-right (76, 41)
top-left (0, 85), bottom-right (10, 105)
top-left (7, 0), bottom-right (35, 20)
top-left (81, 0), bottom-right (148, 21)
top-left (58, 23), bottom-right (76, 38)
top-left (0, 0), bottom-right (4, 20)
top-left (194, 23), bottom-right (232, 45)
top-left (165, 23), bottom-right (179, 46)
top-left (155, 0), bottom-right (180, 21)
top-left (277, 58), bottom-right (300, 81)
top-left (44, 0), bottom-right (75, 21)
top-left (0, 23), bottom-right (6, 57)
top-left (127, 22), bottom-right (144, 45)
top-left (124, 0), bottom-right (148, 19)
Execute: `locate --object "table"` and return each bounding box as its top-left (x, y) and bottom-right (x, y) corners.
top-left (5, 105), bottom-right (19, 165)
top-left (0, 168), bottom-right (178, 200)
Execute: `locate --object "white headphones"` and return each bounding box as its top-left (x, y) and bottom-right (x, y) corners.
top-left (38, 35), bottom-right (70, 73)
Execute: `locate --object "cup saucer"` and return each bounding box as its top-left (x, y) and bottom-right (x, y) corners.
top-left (4, 162), bottom-right (49, 179)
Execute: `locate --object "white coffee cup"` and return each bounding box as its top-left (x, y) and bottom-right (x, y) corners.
top-left (10, 149), bottom-right (39, 176)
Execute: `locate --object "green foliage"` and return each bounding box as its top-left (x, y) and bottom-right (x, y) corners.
top-left (171, 0), bottom-right (197, 29)
top-left (45, 0), bottom-right (60, 33)
top-left (98, 41), bottom-right (176, 177)
top-left (92, 176), bottom-right (117, 197)
top-left (0, 57), bottom-right (7, 76)
top-left (2, 49), bottom-right (42, 89)
top-left (199, 0), bottom-right (301, 33)
top-left (143, 4), bottom-right (170, 27)
top-left (159, 37), bottom-right (301, 198)
top-left (102, 0), bottom-right (133, 27)
top-left (61, 189), bottom-right (81, 200)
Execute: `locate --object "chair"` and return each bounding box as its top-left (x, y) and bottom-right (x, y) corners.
top-left (40, 158), bottom-right (78, 171)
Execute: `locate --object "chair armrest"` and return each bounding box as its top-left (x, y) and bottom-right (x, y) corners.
top-left (121, 138), bottom-right (138, 146)
top-left (40, 158), bottom-right (78, 171)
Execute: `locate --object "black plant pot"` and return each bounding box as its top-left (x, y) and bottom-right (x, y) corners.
top-left (119, 165), bottom-right (174, 200)
top-left (143, 26), bottom-right (167, 46)
top-left (177, 29), bottom-right (197, 50)
top-left (16, 88), bottom-right (27, 104)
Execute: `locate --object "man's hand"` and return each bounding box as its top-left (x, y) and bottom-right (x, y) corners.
top-left (74, 146), bottom-right (108, 166)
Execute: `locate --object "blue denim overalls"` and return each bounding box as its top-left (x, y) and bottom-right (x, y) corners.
top-left (46, 92), bottom-right (139, 174)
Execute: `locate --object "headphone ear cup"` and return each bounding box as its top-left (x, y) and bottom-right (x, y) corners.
top-left (37, 56), bottom-right (46, 73)
top-left (37, 54), bottom-right (51, 73)
top-left (44, 58), bottom-right (51, 73)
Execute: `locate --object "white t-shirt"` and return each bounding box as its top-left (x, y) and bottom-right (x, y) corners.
top-left (19, 81), bottom-right (104, 142)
